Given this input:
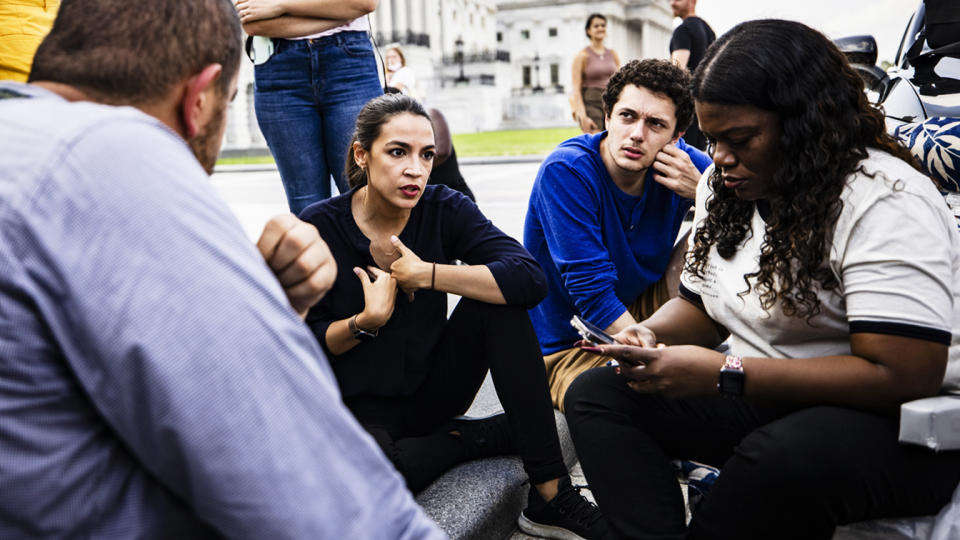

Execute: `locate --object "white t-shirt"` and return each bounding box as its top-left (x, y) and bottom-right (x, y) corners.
top-left (387, 66), bottom-right (418, 98)
top-left (681, 149), bottom-right (960, 391)
top-left (295, 17), bottom-right (369, 40)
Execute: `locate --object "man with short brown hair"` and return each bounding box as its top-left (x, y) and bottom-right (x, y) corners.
top-left (0, 1), bottom-right (442, 537)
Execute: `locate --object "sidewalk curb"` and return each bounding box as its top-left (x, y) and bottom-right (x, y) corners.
top-left (213, 154), bottom-right (547, 174)
top-left (213, 163), bottom-right (279, 173)
top-left (459, 155), bottom-right (546, 165)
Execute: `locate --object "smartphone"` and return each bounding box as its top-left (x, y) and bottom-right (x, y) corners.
top-left (570, 315), bottom-right (615, 345)
top-left (248, 36), bottom-right (275, 66)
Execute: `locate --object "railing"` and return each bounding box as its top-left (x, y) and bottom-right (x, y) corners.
top-left (439, 74), bottom-right (498, 87)
top-left (375, 31), bottom-right (430, 48)
top-left (510, 85), bottom-right (566, 96)
top-left (440, 50), bottom-right (511, 65)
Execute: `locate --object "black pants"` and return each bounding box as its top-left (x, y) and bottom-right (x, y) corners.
top-left (344, 299), bottom-right (567, 493)
top-left (565, 367), bottom-right (960, 540)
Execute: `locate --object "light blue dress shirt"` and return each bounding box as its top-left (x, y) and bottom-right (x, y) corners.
top-left (0, 82), bottom-right (445, 539)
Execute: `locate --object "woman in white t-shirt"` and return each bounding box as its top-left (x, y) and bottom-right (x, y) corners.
top-left (564, 19), bottom-right (960, 540)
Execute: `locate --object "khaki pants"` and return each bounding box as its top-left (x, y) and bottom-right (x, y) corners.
top-left (544, 276), bottom-right (672, 411)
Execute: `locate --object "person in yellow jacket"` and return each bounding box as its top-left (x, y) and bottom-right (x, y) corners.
top-left (0, 0), bottom-right (60, 81)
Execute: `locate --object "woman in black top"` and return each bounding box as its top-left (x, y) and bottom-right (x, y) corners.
top-left (301, 94), bottom-right (606, 540)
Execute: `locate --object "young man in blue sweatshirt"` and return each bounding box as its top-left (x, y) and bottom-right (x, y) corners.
top-left (524, 59), bottom-right (713, 409)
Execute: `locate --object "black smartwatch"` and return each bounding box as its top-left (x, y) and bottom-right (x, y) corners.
top-left (718, 355), bottom-right (744, 397)
top-left (348, 314), bottom-right (378, 342)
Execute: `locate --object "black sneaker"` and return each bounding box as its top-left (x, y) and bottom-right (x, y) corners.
top-left (446, 413), bottom-right (516, 460)
top-left (518, 476), bottom-right (608, 540)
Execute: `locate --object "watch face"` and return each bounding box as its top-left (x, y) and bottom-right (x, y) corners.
top-left (353, 329), bottom-right (375, 342)
top-left (719, 370), bottom-right (744, 396)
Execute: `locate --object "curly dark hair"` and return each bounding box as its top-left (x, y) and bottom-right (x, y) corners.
top-left (602, 59), bottom-right (694, 137)
top-left (686, 19), bottom-right (920, 321)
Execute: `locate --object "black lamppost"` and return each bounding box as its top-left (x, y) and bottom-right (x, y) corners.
top-left (533, 52), bottom-right (544, 93)
top-left (455, 36), bottom-right (468, 84)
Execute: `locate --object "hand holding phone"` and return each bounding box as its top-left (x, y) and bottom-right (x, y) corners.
top-left (570, 315), bottom-right (615, 345)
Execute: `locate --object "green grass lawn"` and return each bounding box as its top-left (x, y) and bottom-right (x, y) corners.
top-left (451, 126), bottom-right (580, 157)
top-left (216, 126), bottom-right (580, 166)
top-left (217, 155), bottom-right (276, 166)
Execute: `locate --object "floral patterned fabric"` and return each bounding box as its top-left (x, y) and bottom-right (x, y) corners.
top-left (894, 116), bottom-right (960, 192)
top-left (894, 116), bottom-right (960, 229)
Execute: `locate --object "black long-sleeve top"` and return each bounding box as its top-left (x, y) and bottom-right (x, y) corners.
top-left (302, 185), bottom-right (547, 398)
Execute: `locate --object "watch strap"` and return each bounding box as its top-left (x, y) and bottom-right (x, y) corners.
top-left (718, 354), bottom-right (745, 397)
top-left (722, 355), bottom-right (743, 371)
top-left (349, 314), bottom-right (378, 341)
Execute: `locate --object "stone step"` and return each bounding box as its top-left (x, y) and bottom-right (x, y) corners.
top-left (416, 374), bottom-right (577, 539)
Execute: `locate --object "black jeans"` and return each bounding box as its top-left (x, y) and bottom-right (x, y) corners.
top-left (345, 299), bottom-right (567, 493)
top-left (565, 366), bottom-right (960, 540)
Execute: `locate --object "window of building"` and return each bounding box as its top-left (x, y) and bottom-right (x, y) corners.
top-left (548, 27), bottom-right (558, 37)
top-left (520, 29), bottom-right (530, 40)
top-left (550, 63), bottom-right (559, 85)
top-left (523, 66), bottom-right (532, 87)
top-left (497, 31), bottom-right (503, 42)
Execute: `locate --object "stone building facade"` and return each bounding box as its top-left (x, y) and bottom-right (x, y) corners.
top-left (223, 0), bottom-right (673, 151)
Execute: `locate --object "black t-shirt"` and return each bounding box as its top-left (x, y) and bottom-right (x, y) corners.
top-left (926, 0), bottom-right (960, 49)
top-left (670, 16), bottom-right (716, 71)
top-left (301, 185), bottom-right (547, 398)
top-left (670, 16), bottom-right (716, 150)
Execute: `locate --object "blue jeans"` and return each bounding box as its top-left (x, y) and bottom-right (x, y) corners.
top-left (253, 32), bottom-right (383, 214)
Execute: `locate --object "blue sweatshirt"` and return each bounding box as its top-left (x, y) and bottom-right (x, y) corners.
top-left (524, 133), bottom-right (711, 354)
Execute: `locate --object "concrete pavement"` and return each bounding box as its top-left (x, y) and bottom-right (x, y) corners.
top-left (210, 161), bottom-right (544, 244)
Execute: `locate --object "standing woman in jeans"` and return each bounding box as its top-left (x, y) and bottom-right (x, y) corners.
top-left (237, 0), bottom-right (382, 214)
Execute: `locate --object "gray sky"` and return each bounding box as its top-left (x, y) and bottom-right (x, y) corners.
top-left (696, 0), bottom-right (921, 65)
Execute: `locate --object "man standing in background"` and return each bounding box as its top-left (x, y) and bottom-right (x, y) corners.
top-left (669, 0), bottom-right (714, 150)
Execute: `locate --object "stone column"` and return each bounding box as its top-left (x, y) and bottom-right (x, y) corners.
top-left (378, 0), bottom-right (393, 43)
top-left (392, 0), bottom-right (408, 44)
top-left (371, 3), bottom-right (387, 43)
top-left (407, 0), bottom-right (423, 38)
